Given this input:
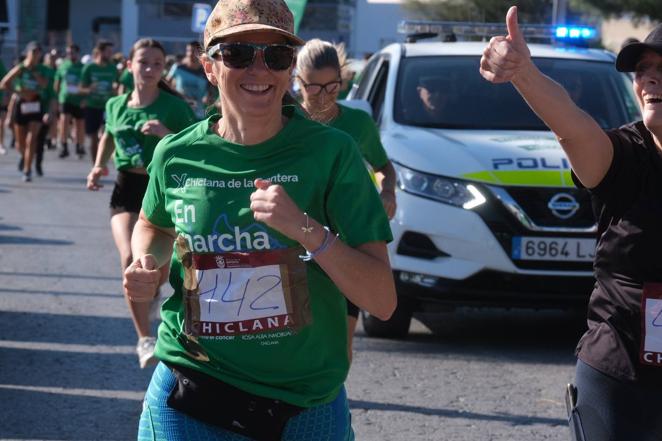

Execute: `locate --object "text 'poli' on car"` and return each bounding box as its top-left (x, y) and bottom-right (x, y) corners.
top-left (346, 21), bottom-right (640, 338)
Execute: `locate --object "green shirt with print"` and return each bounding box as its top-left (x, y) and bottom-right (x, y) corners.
top-left (104, 91), bottom-right (196, 171)
top-left (55, 59), bottom-right (84, 106)
top-left (80, 62), bottom-right (117, 109)
top-left (142, 107), bottom-right (392, 407)
top-left (331, 103), bottom-right (389, 171)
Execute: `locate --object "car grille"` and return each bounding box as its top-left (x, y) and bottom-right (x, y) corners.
top-left (505, 187), bottom-right (595, 228)
top-left (472, 184), bottom-right (596, 272)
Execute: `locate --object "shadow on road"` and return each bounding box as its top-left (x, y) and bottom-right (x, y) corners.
top-left (0, 235), bottom-right (74, 245)
top-left (348, 399), bottom-right (566, 426)
top-left (0, 311), bottom-right (154, 440)
top-left (357, 308), bottom-right (586, 365)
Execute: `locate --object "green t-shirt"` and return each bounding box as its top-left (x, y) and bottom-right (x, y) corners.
top-left (14, 63), bottom-right (49, 95)
top-left (142, 107), bottom-right (392, 407)
top-left (80, 62), bottom-right (117, 109)
top-left (104, 91), bottom-right (196, 171)
top-left (331, 104), bottom-right (389, 171)
top-left (119, 68), bottom-right (134, 93)
top-left (40, 65), bottom-right (56, 109)
top-left (55, 60), bottom-right (84, 105)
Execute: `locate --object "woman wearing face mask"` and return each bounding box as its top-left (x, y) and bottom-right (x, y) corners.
top-left (86, 38), bottom-right (196, 370)
top-left (296, 39), bottom-right (397, 362)
top-left (123, 0), bottom-right (396, 439)
top-left (481, 7), bottom-right (662, 440)
top-left (0, 41), bottom-right (49, 182)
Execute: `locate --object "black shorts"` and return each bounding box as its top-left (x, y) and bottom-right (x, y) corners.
top-left (346, 299), bottom-right (359, 318)
top-left (110, 170), bottom-right (149, 216)
top-left (84, 107), bottom-right (105, 135)
top-left (15, 99), bottom-right (43, 126)
top-left (61, 102), bottom-right (84, 119)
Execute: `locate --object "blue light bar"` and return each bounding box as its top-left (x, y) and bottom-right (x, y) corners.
top-left (554, 26), bottom-right (596, 41)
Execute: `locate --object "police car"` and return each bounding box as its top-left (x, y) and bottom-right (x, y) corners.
top-left (347, 22), bottom-right (641, 337)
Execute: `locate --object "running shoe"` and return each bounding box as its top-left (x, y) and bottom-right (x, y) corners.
top-left (0, 144), bottom-right (6, 155)
top-left (58, 148), bottom-right (69, 158)
top-left (136, 336), bottom-right (158, 369)
top-left (22, 172), bottom-right (31, 182)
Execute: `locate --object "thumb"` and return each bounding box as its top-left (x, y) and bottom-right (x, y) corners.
top-left (506, 6), bottom-right (525, 45)
top-left (140, 254), bottom-right (158, 271)
top-left (254, 178), bottom-right (272, 190)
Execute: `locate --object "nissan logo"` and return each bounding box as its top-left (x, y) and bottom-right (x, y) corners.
top-left (548, 193), bottom-right (579, 219)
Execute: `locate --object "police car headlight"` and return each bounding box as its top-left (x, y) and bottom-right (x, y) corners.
top-left (394, 162), bottom-right (486, 209)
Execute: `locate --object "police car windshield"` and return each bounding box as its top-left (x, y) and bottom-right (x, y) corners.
top-left (394, 56), bottom-right (640, 130)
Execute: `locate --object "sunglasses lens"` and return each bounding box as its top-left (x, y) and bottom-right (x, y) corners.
top-left (264, 45), bottom-right (294, 71)
top-left (220, 44), bottom-right (255, 69)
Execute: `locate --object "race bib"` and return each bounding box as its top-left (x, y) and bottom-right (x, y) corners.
top-left (640, 283), bottom-right (662, 367)
top-left (20, 101), bottom-right (40, 114)
top-left (176, 236), bottom-right (312, 340)
top-left (67, 84), bottom-right (79, 94)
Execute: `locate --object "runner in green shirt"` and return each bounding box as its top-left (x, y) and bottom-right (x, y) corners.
top-left (296, 38), bottom-right (398, 362)
top-left (87, 38), bottom-right (196, 370)
top-left (124, 0), bottom-right (396, 438)
top-left (54, 44), bottom-right (85, 158)
top-left (0, 41), bottom-right (50, 181)
top-left (80, 40), bottom-right (117, 163)
top-left (34, 50), bottom-right (58, 176)
top-left (0, 59), bottom-right (7, 155)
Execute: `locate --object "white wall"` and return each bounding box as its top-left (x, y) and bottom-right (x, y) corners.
top-left (351, 0), bottom-right (407, 57)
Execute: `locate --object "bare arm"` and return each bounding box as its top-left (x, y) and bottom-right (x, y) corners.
top-left (375, 160), bottom-right (397, 219)
top-left (86, 132), bottom-right (115, 190)
top-left (123, 211), bottom-right (177, 302)
top-left (0, 64), bottom-right (22, 91)
top-left (250, 179), bottom-right (397, 320)
top-left (479, 6), bottom-right (612, 188)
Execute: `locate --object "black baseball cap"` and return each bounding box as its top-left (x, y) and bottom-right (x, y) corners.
top-left (616, 24), bottom-right (662, 72)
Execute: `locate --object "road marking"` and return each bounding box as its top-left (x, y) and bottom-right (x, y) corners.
top-left (0, 384), bottom-right (144, 401)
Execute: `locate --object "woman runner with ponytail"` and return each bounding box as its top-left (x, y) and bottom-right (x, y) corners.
top-left (87, 38), bottom-right (196, 369)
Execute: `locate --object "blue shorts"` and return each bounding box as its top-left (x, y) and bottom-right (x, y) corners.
top-left (138, 362), bottom-right (355, 441)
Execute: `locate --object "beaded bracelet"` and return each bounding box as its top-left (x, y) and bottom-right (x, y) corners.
top-left (299, 226), bottom-right (339, 262)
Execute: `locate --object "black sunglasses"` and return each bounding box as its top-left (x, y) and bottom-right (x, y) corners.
top-left (297, 76), bottom-right (342, 95)
top-left (207, 42), bottom-right (295, 71)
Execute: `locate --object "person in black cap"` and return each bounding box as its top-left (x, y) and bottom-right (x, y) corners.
top-left (480, 6), bottom-right (662, 440)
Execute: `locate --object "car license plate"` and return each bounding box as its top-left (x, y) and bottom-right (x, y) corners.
top-left (512, 236), bottom-right (595, 262)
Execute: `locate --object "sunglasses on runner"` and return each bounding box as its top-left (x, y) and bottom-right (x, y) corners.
top-left (297, 76), bottom-right (342, 95)
top-left (206, 42), bottom-right (296, 71)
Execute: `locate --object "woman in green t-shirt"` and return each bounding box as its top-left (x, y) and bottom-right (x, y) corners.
top-left (123, 0), bottom-right (396, 439)
top-left (86, 38), bottom-right (196, 370)
top-left (0, 41), bottom-right (49, 181)
top-left (296, 39), bottom-right (398, 362)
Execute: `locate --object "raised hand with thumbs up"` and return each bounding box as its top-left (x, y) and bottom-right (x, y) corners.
top-left (479, 6), bottom-right (612, 189)
top-left (479, 6), bottom-right (533, 84)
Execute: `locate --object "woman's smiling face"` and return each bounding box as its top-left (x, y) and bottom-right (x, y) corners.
top-left (633, 50), bottom-right (662, 133)
top-left (204, 32), bottom-right (294, 121)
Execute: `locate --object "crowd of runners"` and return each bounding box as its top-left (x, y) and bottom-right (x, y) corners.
top-left (0, 38), bottom-right (216, 181)
top-left (2, 0), bottom-right (662, 438)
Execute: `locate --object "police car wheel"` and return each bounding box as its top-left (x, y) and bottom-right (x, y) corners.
top-left (361, 302), bottom-right (412, 339)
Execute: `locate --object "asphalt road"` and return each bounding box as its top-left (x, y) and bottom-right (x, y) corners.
top-left (0, 145), bottom-right (584, 440)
